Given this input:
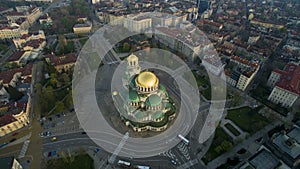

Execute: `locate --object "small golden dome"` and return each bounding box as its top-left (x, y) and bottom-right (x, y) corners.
top-left (136, 71), bottom-right (158, 88)
top-left (127, 54), bottom-right (138, 61)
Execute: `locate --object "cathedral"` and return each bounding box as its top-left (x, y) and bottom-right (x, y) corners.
top-left (120, 54), bottom-right (176, 132)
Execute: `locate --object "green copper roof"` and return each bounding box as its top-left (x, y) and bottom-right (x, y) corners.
top-left (134, 111), bottom-right (148, 119)
top-left (145, 94), bottom-right (162, 106)
top-left (151, 111), bottom-right (164, 119)
top-left (129, 90), bottom-right (139, 102)
top-left (159, 84), bottom-right (167, 93)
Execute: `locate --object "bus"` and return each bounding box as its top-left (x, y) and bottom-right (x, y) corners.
top-left (136, 165), bottom-right (150, 169)
top-left (117, 160), bottom-right (131, 167)
top-left (178, 134), bottom-right (189, 145)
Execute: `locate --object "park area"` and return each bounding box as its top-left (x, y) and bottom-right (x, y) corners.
top-left (192, 71), bottom-right (212, 100)
top-left (202, 127), bottom-right (233, 164)
top-left (226, 106), bottom-right (270, 135)
top-left (46, 154), bottom-right (94, 169)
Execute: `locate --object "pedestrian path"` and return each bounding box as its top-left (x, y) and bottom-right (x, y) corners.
top-left (220, 119), bottom-right (247, 141)
top-left (18, 140), bottom-right (30, 158)
top-left (177, 159), bottom-right (199, 169)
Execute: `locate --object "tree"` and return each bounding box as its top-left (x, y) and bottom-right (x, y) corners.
top-left (64, 92), bottom-right (73, 108)
top-left (214, 146), bottom-right (223, 154)
top-left (221, 140), bottom-right (233, 152)
top-left (50, 73), bottom-right (58, 87)
top-left (61, 73), bottom-right (70, 83)
top-left (122, 42), bottom-right (131, 52)
top-left (55, 101), bottom-right (65, 113)
top-left (35, 83), bottom-right (42, 92)
top-left (5, 85), bottom-right (24, 101)
top-left (152, 43), bottom-right (158, 48)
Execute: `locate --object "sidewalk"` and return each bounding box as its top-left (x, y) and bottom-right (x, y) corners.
top-left (206, 121), bottom-right (281, 169)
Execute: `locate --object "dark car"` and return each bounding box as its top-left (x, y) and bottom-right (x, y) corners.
top-left (9, 138), bottom-right (16, 143)
top-left (81, 132), bottom-right (86, 134)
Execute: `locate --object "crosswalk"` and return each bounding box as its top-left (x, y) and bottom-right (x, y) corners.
top-left (177, 142), bottom-right (191, 161)
top-left (159, 142), bottom-right (192, 167)
top-left (18, 140), bottom-right (30, 158)
top-left (160, 150), bottom-right (181, 165)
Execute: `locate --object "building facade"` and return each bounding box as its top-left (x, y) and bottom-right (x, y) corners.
top-left (267, 63), bottom-right (300, 108)
top-left (0, 157), bottom-right (23, 169)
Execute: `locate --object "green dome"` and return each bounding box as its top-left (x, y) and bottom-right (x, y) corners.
top-left (159, 84), bottom-right (167, 93)
top-left (135, 111), bottom-right (148, 120)
top-left (151, 111), bottom-right (164, 119)
top-left (145, 94), bottom-right (162, 106)
top-left (129, 90), bottom-right (139, 102)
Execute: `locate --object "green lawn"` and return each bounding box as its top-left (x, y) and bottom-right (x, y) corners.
top-left (202, 127), bottom-right (233, 164)
top-left (192, 72), bottom-right (212, 100)
top-left (46, 154), bottom-right (94, 169)
top-left (225, 123), bottom-right (240, 136)
top-left (226, 106), bottom-right (269, 134)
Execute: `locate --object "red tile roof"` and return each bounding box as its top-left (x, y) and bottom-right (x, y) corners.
top-left (198, 19), bottom-right (222, 28)
top-left (7, 51), bottom-right (25, 62)
top-left (23, 77), bottom-right (31, 84)
top-left (45, 53), bottom-right (77, 66)
top-left (0, 26), bottom-right (19, 30)
top-left (0, 114), bottom-right (17, 127)
top-left (275, 63), bottom-right (300, 95)
top-left (7, 11), bottom-right (24, 16)
top-left (23, 39), bottom-right (45, 49)
top-left (0, 64), bottom-right (32, 84)
top-left (231, 55), bottom-right (259, 68)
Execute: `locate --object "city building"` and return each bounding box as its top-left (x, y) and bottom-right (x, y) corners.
top-left (91, 0), bottom-right (100, 4)
top-left (25, 0), bottom-right (53, 2)
top-left (0, 64), bottom-right (32, 88)
top-left (238, 147), bottom-right (284, 169)
top-left (250, 19), bottom-right (284, 29)
top-left (26, 7), bottom-right (42, 25)
top-left (202, 54), bottom-right (225, 76)
top-left (0, 102), bottom-right (30, 137)
top-left (0, 156), bottom-right (23, 169)
top-left (45, 53), bottom-right (77, 73)
top-left (124, 14), bottom-right (152, 32)
top-left (225, 56), bottom-right (260, 91)
top-left (39, 13), bottom-right (52, 26)
top-left (114, 54), bottom-right (176, 132)
top-left (267, 63), bottom-right (300, 108)
top-left (152, 12), bottom-right (188, 27)
top-left (0, 26), bottom-right (27, 39)
top-left (271, 127), bottom-right (300, 167)
top-left (13, 30), bottom-right (45, 49)
top-left (155, 26), bottom-right (212, 62)
top-left (73, 21), bottom-right (92, 34)
top-left (6, 51), bottom-right (27, 65)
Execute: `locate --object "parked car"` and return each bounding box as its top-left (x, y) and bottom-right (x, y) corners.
top-left (46, 131), bottom-right (51, 137)
top-left (9, 138), bottom-right (16, 143)
top-left (51, 137), bottom-right (57, 142)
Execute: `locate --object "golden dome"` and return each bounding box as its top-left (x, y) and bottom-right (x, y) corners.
top-left (127, 54), bottom-right (138, 61)
top-left (136, 71), bottom-right (158, 88)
